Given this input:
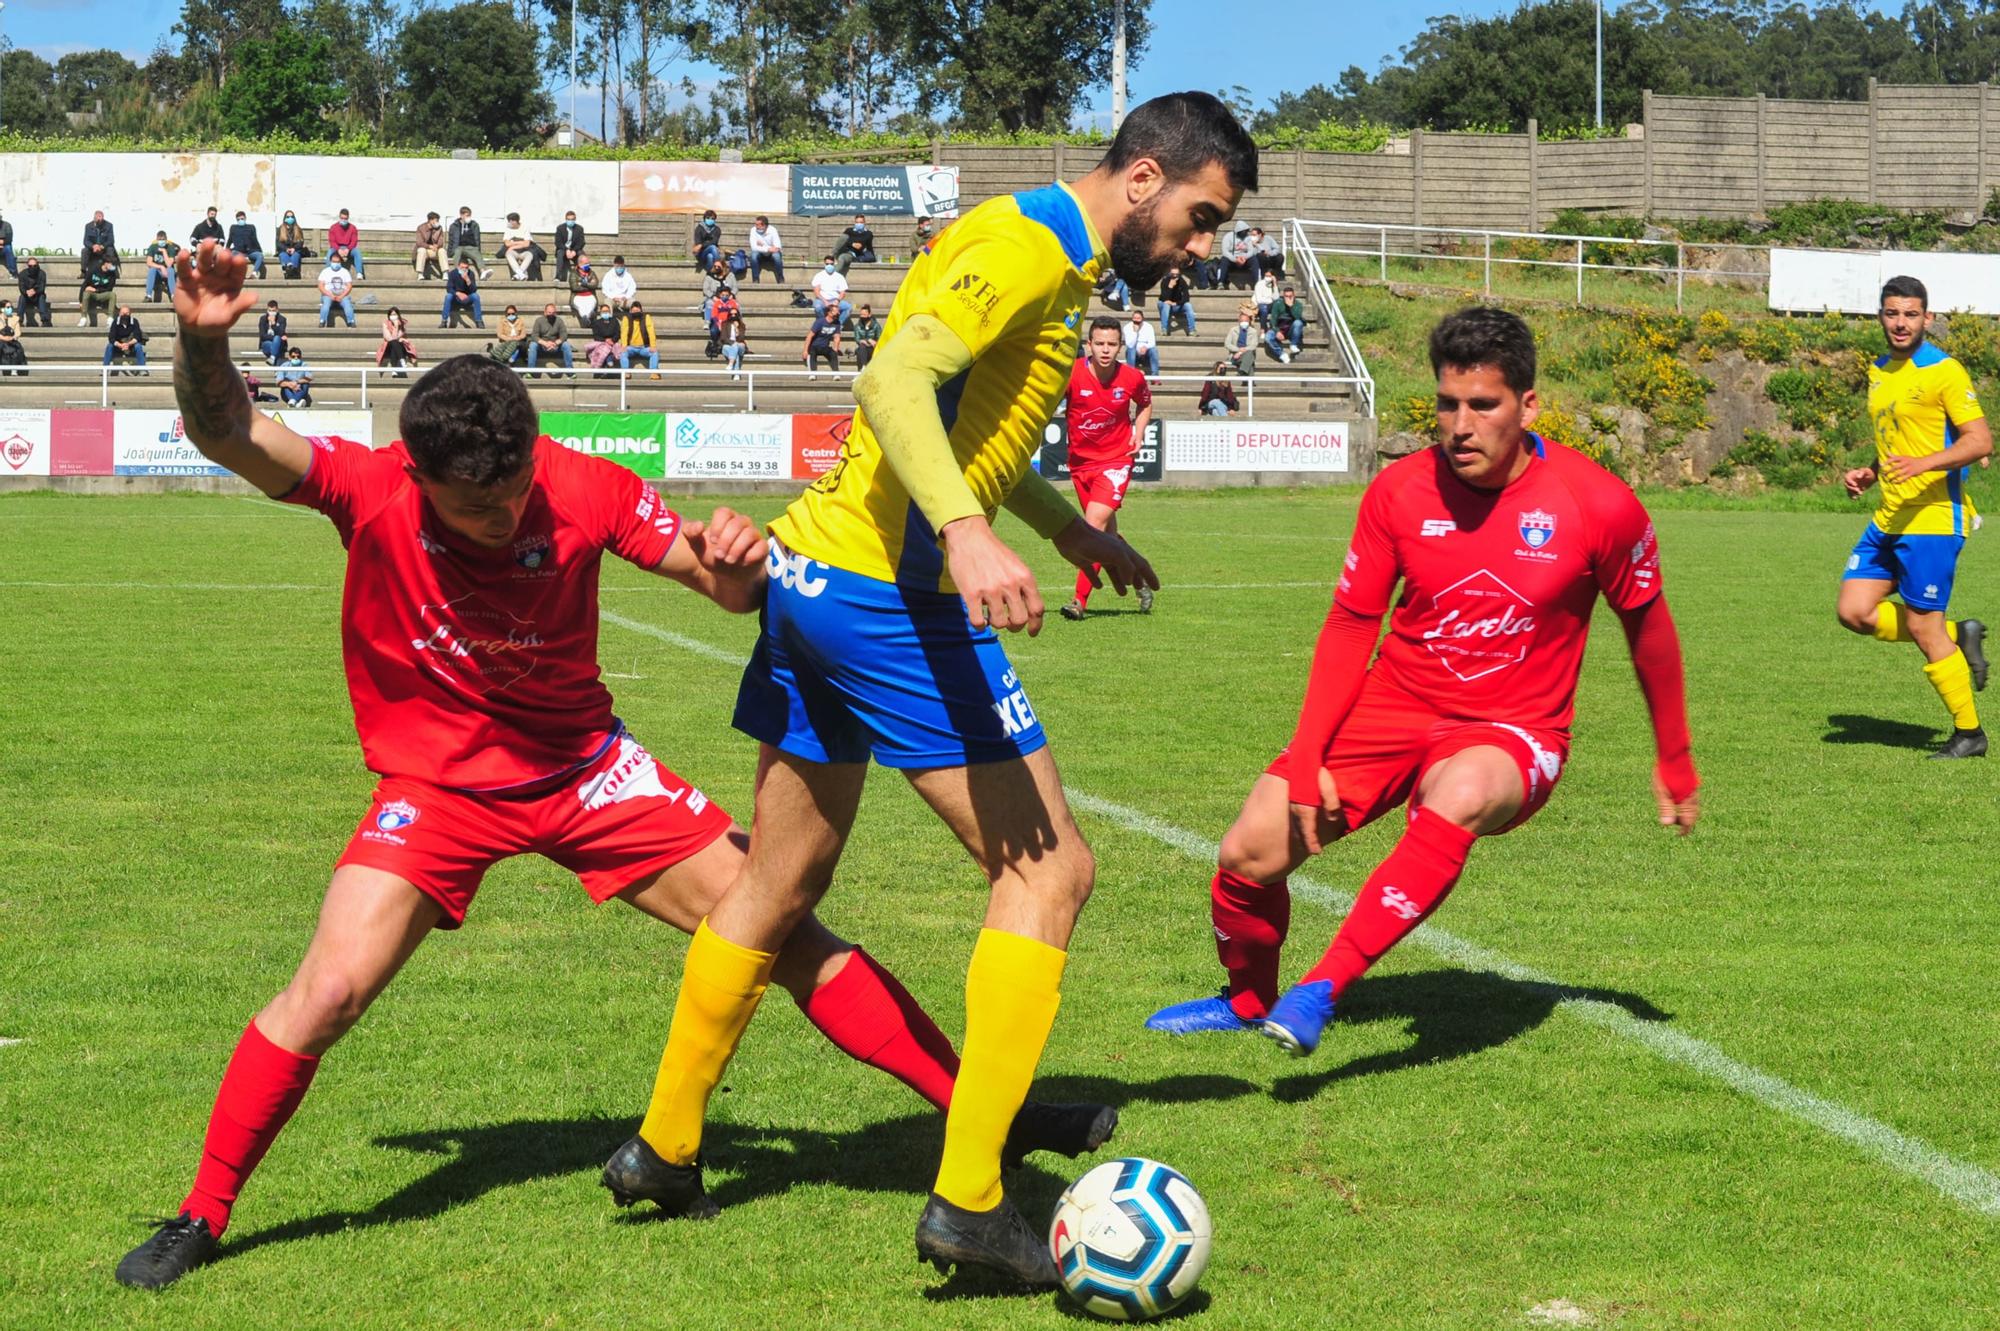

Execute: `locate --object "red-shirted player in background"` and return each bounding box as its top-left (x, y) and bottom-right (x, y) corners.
top-left (1147, 306), bottom-right (1700, 1054)
top-left (1059, 315), bottom-right (1154, 622)
top-left (116, 240), bottom-right (1112, 1292)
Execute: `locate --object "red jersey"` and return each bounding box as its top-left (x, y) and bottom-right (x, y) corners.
top-left (1337, 437), bottom-right (1661, 735)
top-left (1063, 360), bottom-right (1151, 472)
top-left (284, 435), bottom-right (683, 790)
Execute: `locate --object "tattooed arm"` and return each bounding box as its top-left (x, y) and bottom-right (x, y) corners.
top-left (174, 239), bottom-right (312, 497)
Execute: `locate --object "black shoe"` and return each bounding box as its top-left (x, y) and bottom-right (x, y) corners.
top-left (600, 1135), bottom-right (719, 1219)
top-left (1960, 619), bottom-right (1989, 691)
top-left (914, 1192), bottom-right (1059, 1288)
top-left (1932, 727), bottom-right (1988, 759)
top-left (115, 1214), bottom-right (218, 1290)
top-left (1001, 1100), bottom-right (1117, 1171)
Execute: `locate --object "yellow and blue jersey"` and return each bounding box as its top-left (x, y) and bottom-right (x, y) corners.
top-left (769, 183), bottom-right (1106, 591)
top-left (1870, 342), bottom-right (1985, 536)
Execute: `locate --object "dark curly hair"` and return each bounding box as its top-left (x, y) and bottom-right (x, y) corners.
top-left (398, 355), bottom-right (538, 486)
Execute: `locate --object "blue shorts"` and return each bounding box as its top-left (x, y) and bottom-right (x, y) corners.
top-left (732, 542), bottom-right (1047, 768)
top-left (1844, 523), bottom-right (1964, 612)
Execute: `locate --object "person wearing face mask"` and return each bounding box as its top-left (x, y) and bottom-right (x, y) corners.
top-left (691, 209), bottom-right (723, 272)
top-left (228, 212), bottom-right (266, 279)
top-left (413, 212), bottom-right (446, 280)
top-left (555, 210), bottom-right (586, 283)
top-left (600, 255), bottom-right (637, 314)
top-left (620, 301), bottom-right (659, 376)
top-left (17, 257), bottom-right (50, 327)
top-left (144, 231), bottom-right (183, 304)
top-left (191, 207), bottom-right (225, 248)
top-left (568, 256), bottom-right (599, 323)
top-left (276, 211), bottom-right (309, 279)
top-left (0, 300), bottom-right (26, 375)
top-left (809, 257), bottom-right (850, 326)
top-left (1221, 302), bottom-right (1258, 376)
top-left (488, 304), bottom-right (528, 365)
top-left (275, 348), bottom-right (312, 406)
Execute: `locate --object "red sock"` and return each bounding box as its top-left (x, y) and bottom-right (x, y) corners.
top-left (1074, 566), bottom-right (1100, 608)
top-left (799, 948), bottom-right (958, 1110)
top-left (1211, 869), bottom-right (1291, 1019)
top-left (1302, 806), bottom-right (1476, 998)
top-left (181, 1021), bottom-right (320, 1236)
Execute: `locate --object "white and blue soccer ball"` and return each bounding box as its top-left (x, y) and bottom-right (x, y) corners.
top-left (1048, 1157), bottom-right (1212, 1321)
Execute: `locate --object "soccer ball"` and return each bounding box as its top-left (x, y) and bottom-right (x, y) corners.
top-left (1048, 1158), bottom-right (1212, 1321)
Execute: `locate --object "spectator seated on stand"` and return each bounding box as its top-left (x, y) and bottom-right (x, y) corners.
top-left (257, 301), bottom-right (289, 364)
top-left (1158, 264), bottom-right (1195, 336)
top-left (413, 213), bottom-right (446, 280)
top-left (528, 302), bottom-right (574, 373)
top-left (17, 258), bottom-right (50, 328)
top-left (554, 210), bottom-right (586, 282)
top-left (488, 305), bottom-right (528, 365)
top-left (801, 307), bottom-right (842, 379)
top-left (275, 211), bottom-right (310, 279)
top-left (227, 212), bottom-right (266, 279)
top-left (1248, 225), bottom-right (1284, 281)
top-left (586, 306), bottom-right (625, 377)
top-left (317, 256), bottom-right (356, 328)
top-left (1122, 307), bottom-right (1160, 377)
top-left (719, 313), bottom-right (748, 378)
top-left (80, 260), bottom-right (119, 327)
top-left (1095, 266), bottom-right (1129, 310)
top-left (620, 302), bottom-right (660, 376)
top-left (103, 305), bottom-right (149, 373)
top-left (442, 257), bottom-right (484, 328)
top-left (850, 303), bottom-right (881, 370)
top-left (809, 258), bottom-right (852, 324)
top-left (691, 210), bottom-right (723, 271)
top-left (601, 256), bottom-right (637, 314)
top-left (747, 216), bottom-right (784, 283)
top-left (327, 208), bottom-right (365, 278)
top-left (143, 232), bottom-right (182, 304)
top-left (834, 214), bottom-right (877, 275)
top-left (1221, 303), bottom-right (1259, 375)
top-left (567, 256), bottom-right (599, 323)
top-left (0, 302), bottom-right (27, 375)
top-left (448, 207), bottom-right (488, 276)
top-left (377, 308), bottom-right (419, 376)
top-left (190, 207), bottom-right (224, 249)
top-left (275, 348), bottom-right (312, 405)
top-left (1265, 285), bottom-right (1307, 364)
top-left (1199, 360), bottom-right (1240, 415)
top-left (1219, 222), bottom-right (1255, 289)
top-left (501, 212), bottom-right (538, 281)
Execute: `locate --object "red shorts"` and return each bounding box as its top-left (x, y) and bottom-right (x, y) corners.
top-left (337, 731), bottom-right (735, 928)
top-left (1266, 672), bottom-right (1568, 839)
top-left (1072, 465), bottom-right (1134, 512)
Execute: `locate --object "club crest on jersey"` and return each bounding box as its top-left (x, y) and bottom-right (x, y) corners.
top-left (1518, 509), bottom-right (1557, 550)
top-left (376, 799), bottom-right (419, 832)
top-left (514, 534), bottom-right (552, 570)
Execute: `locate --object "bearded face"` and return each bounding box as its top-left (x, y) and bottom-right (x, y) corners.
top-left (1108, 194), bottom-right (1185, 292)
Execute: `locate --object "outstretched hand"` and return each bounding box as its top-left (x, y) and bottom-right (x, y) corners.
top-left (173, 239), bottom-right (258, 340)
top-left (1052, 517), bottom-right (1160, 599)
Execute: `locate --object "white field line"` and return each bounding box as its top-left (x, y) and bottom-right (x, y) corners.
top-left (0, 1038), bottom-right (23, 1049)
top-left (1064, 790), bottom-right (2000, 1219)
top-left (597, 608), bottom-right (2000, 1220)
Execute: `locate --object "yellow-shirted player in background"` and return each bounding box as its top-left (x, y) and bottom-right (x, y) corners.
top-left (1839, 274), bottom-right (1995, 758)
top-left (610, 93), bottom-right (1258, 1287)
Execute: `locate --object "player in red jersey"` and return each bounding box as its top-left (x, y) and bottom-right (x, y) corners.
top-left (1059, 316), bottom-right (1154, 621)
top-left (115, 240), bottom-right (1112, 1292)
top-left (1147, 306), bottom-right (1700, 1053)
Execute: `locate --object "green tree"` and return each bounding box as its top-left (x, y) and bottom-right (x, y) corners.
top-left (293, 0), bottom-right (404, 134)
top-left (2, 51), bottom-right (63, 134)
top-left (53, 50), bottom-right (144, 116)
top-left (393, 2), bottom-right (553, 149)
top-left (891, 0), bottom-right (1152, 132)
top-left (174, 0), bottom-right (287, 87)
top-left (217, 33), bottom-right (342, 139)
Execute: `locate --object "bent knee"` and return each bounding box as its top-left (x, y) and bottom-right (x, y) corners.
top-left (1837, 605), bottom-right (1875, 635)
top-left (1218, 825), bottom-right (1295, 883)
top-left (286, 969), bottom-right (372, 1041)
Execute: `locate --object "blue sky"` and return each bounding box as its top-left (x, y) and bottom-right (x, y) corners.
top-left (0, 1), bottom-right (1899, 128)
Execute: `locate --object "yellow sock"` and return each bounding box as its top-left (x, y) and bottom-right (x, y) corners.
top-left (933, 929), bottom-right (1067, 1212)
top-left (1872, 603), bottom-right (1959, 644)
top-left (638, 920), bottom-right (776, 1165)
top-left (1924, 650), bottom-right (1980, 731)
top-left (1873, 602), bottom-right (1909, 642)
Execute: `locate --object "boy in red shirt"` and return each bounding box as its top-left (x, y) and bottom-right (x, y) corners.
top-left (1148, 307), bottom-right (1701, 1052)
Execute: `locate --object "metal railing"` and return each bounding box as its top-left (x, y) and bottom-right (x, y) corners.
top-left (3, 362), bottom-right (1362, 417)
top-left (1281, 219), bottom-right (1378, 420)
top-left (1288, 218), bottom-right (1773, 312)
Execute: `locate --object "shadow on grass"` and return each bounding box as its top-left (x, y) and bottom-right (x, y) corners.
top-left (1268, 967), bottom-right (1669, 1104)
top-left (226, 1073), bottom-right (1260, 1259)
top-left (1823, 712), bottom-right (1938, 750)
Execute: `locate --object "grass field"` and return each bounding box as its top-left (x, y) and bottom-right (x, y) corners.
top-left (6, 486), bottom-right (2000, 1330)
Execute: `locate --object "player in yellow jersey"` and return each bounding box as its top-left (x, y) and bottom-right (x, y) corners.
top-left (1839, 275), bottom-right (1994, 758)
top-left (608, 93), bottom-right (1256, 1288)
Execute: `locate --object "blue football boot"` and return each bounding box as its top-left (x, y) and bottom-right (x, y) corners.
top-left (1260, 980), bottom-right (1337, 1056)
top-left (1145, 989), bottom-right (1260, 1034)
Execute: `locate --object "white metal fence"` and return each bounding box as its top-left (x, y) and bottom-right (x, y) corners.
top-left (2, 362), bottom-right (1364, 417)
top-left (1287, 218), bottom-right (1774, 312)
top-left (1280, 219), bottom-right (1377, 420)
